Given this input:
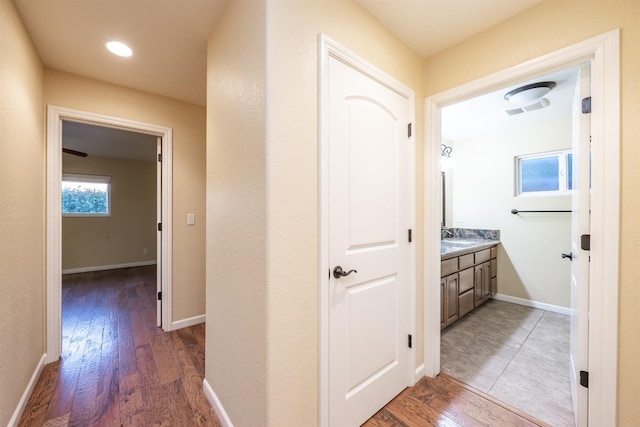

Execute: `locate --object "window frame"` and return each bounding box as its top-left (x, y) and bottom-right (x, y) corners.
top-left (62, 173), bottom-right (112, 217)
top-left (515, 149), bottom-right (573, 197)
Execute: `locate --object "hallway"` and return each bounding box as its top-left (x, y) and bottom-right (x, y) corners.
top-left (18, 267), bottom-right (219, 426)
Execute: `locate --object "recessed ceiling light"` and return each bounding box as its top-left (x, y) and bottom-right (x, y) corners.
top-left (106, 41), bottom-right (133, 57)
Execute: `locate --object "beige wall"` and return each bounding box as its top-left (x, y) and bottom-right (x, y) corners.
top-left (0, 0), bottom-right (44, 423)
top-left (45, 69), bottom-right (206, 322)
top-left (206, 0), bottom-right (424, 425)
top-left (62, 155), bottom-right (157, 271)
top-left (206, 1), bottom-right (268, 425)
top-left (451, 118), bottom-right (572, 307)
top-left (424, 0), bottom-right (640, 423)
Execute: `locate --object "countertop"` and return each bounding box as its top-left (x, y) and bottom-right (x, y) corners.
top-left (441, 238), bottom-right (500, 259)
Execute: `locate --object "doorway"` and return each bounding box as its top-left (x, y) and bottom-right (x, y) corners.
top-left (424, 30), bottom-right (619, 426)
top-left (46, 105), bottom-right (174, 363)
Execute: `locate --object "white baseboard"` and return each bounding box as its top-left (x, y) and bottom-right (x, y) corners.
top-left (414, 363), bottom-right (425, 383)
top-left (62, 260), bottom-right (157, 275)
top-left (493, 293), bottom-right (571, 316)
top-left (171, 314), bottom-right (205, 331)
top-left (8, 353), bottom-right (46, 427)
top-left (203, 379), bottom-right (234, 427)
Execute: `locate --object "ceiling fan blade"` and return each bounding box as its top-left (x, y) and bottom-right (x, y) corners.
top-left (62, 148), bottom-right (88, 157)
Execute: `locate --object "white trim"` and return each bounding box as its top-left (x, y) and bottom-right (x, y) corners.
top-left (203, 379), bottom-right (234, 427)
top-left (414, 363), bottom-right (425, 383)
top-left (46, 105), bottom-right (174, 363)
top-left (493, 293), bottom-right (571, 316)
top-left (7, 354), bottom-right (46, 427)
top-left (424, 30), bottom-right (619, 427)
top-left (62, 260), bottom-right (157, 275)
top-left (318, 33), bottom-right (416, 427)
top-left (171, 314), bottom-right (206, 330)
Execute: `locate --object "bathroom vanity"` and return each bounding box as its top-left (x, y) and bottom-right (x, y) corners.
top-left (440, 234), bottom-right (499, 329)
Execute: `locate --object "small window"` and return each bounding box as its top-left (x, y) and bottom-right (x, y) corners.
top-left (516, 150), bottom-right (572, 196)
top-left (62, 174), bottom-right (111, 216)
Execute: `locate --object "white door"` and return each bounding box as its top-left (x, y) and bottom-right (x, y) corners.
top-left (570, 63), bottom-right (590, 426)
top-left (328, 55), bottom-right (411, 426)
top-left (156, 136), bottom-right (162, 327)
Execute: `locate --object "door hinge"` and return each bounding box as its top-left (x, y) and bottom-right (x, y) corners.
top-left (408, 229), bottom-right (412, 243)
top-left (408, 334), bottom-right (412, 348)
top-left (408, 123), bottom-right (412, 138)
top-left (581, 234), bottom-right (591, 251)
top-left (158, 222), bottom-right (162, 231)
top-left (158, 153), bottom-right (163, 162)
top-left (157, 291), bottom-right (162, 301)
top-left (580, 370), bottom-right (589, 388)
top-left (582, 97), bottom-right (591, 114)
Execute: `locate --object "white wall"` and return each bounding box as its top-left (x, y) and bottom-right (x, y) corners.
top-left (450, 117), bottom-right (572, 307)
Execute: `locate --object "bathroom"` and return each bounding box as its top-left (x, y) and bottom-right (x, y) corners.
top-left (437, 65), bottom-right (584, 427)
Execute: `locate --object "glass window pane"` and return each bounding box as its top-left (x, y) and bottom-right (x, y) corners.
top-left (567, 153), bottom-right (573, 190)
top-left (62, 181), bottom-right (109, 214)
top-left (521, 156), bottom-right (559, 192)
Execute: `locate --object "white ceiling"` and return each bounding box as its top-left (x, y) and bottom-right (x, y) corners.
top-left (442, 66), bottom-right (579, 142)
top-left (13, 0), bottom-right (544, 108)
top-left (13, 0), bottom-right (226, 106)
top-left (355, 0), bottom-right (543, 57)
top-left (63, 121), bottom-right (157, 162)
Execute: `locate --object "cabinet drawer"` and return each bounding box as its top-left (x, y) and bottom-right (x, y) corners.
top-left (459, 289), bottom-right (474, 317)
top-left (441, 258), bottom-right (458, 277)
top-left (490, 246), bottom-right (497, 259)
top-left (490, 259), bottom-right (497, 278)
top-left (475, 248), bottom-right (490, 264)
top-left (459, 254), bottom-right (474, 270)
top-left (459, 267), bottom-right (474, 294)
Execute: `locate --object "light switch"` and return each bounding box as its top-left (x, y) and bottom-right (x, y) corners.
top-left (187, 213), bottom-right (195, 226)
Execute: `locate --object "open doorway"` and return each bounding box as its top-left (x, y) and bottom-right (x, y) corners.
top-left (437, 65), bottom-right (581, 426)
top-left (46, 106), bottom-right (174, 363)
top-left (424, 30), bottom-right (620, 427)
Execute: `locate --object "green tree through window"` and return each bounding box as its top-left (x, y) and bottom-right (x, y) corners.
top-left (62, 174), bottom-right (110, 215)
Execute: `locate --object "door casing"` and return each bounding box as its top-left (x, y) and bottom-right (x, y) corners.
top-left (318, 34), bottom-right (417, 427)
top-left (46, 105), bottom-right (174, 363)
top-left (424, 30), bottom-right (620, 426)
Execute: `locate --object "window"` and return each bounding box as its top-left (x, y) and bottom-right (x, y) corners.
top-left (62, 174), bottom-right (111, 216)
top-left (516, 150), bottom-right (572, 196)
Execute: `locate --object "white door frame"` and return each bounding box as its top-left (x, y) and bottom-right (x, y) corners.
top-left (423, 30), bottom-right (619, 426)
top-left (46, 105), bottom-right (174, 363)
top-left (318, 34), bottom-right (416, 427)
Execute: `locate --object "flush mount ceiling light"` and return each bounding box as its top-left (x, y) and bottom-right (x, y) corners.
top-left (106, 41), bottom-right (133, 57)
top-left (504, 81), bottom-right (556, 105)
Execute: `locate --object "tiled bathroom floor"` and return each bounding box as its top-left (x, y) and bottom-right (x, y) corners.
top-left (440, 299), bottom-right (575, 427)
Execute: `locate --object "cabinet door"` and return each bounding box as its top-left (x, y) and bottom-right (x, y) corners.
top-left (482, 261), bottom-right (491, 302)
top-left (474, 266), bottom-right (483, 306)
top-left (445, 274), bottom-right (459, 325)
top-left (440, 277), bottom-right (445, 329)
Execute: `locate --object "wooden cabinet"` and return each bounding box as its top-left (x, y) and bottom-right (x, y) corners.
top-left (441, 243), bottom-right (498, 329)
top-left (441, 274), bottom-right (459, 329)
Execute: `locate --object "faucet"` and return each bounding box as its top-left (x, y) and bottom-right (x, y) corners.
top-left (441, 228), bottom-right (453, 238)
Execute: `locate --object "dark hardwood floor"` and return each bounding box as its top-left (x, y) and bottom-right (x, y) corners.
top-left (18, 266), bottom-right (220, 427)
top-left (364, 373), bottom-right (550, 427)
top-left (19, 266), bottom-right (549, 427)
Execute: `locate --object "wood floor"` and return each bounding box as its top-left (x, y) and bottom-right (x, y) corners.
top-left (18, 266), bottom-right (220, 427)
top-left (364, 373), bottom-right (550, 427)
top-left (19, 266), bottom-right (549, 427)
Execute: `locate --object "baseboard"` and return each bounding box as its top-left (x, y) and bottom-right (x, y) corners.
top-left (203, 379), bottom-right (234, 427)
top-left (414, 363), bottom-right (425, 383)
top-left (62, 260), bottom-right (157, 275)
top-left (8, 353), bottom-right (46, 427)
top-left (171, 314), bottom-right (205, 331)
top-left (493, 293), bottom-right (571, 316)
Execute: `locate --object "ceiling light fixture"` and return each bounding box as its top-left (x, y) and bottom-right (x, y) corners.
top-left (106, 41), bottom-right (133, 57)
top-left (504, 81), bottom-right (556, 105)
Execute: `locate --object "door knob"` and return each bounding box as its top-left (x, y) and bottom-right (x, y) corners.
top-left (562, 252), bottom-right (573, 261)
top-left (333, 266), bottom-right (357, 279)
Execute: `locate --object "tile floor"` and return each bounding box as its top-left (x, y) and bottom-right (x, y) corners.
top-left (440, 299), bottom-right (575, 427)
